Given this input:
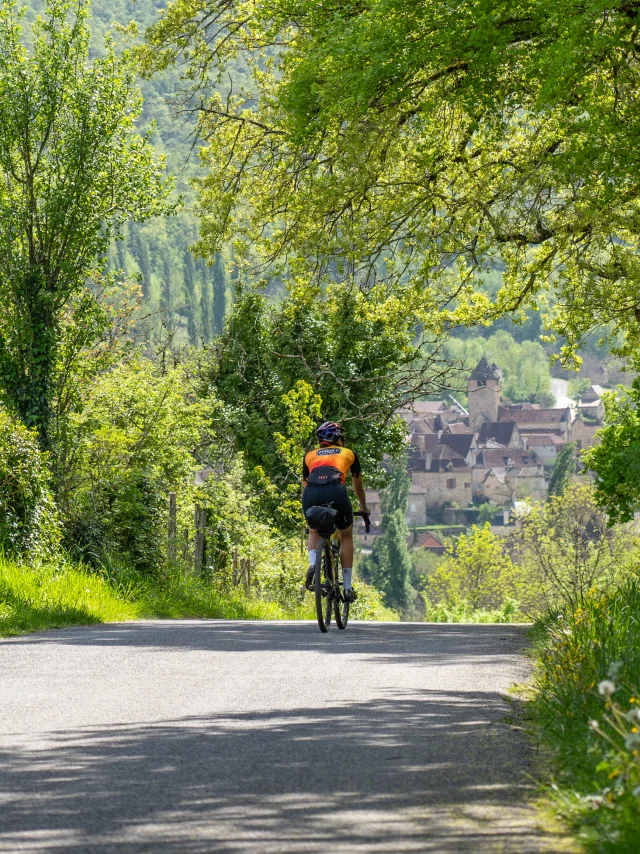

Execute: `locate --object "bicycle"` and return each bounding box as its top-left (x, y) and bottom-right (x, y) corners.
top-left (306, 508), bottom-right (370, 633)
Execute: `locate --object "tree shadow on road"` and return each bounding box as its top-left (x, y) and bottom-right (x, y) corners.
top-left (0, 687), bottom-right (568, 853)
top-left (6, 620), bottom-right (532, 665)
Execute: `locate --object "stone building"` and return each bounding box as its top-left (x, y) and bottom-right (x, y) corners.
top-left (364, 357), bottom-right (608, 534)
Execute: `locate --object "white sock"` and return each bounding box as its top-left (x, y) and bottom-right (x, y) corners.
top-left (308, 549), bottom-right (316, 568)
top-left (343, 568), bottom-right (353, 590)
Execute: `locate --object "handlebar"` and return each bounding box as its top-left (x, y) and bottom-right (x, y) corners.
top-left (355, 510), bottom-right (371, 534)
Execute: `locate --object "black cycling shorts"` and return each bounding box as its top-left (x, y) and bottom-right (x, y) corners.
top-left (302, 483), bottom-right (353, 531)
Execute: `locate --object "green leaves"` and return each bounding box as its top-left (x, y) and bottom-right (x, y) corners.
top-left (0, 0), bottom-right (172, 443)
top-left (0, 408), bottom-right (60, 558)
top-left (584, 382), bottom-right (640, 524)
top-left (146, 0), bottom-right (640, 362)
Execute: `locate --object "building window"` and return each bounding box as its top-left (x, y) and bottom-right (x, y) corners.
top-left (464, 482), bottom-right (471, 487)
top-left (446, 478), bottom-right (456, 489)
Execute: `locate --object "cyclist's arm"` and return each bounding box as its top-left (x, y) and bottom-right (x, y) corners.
top-left (349, 452), bottom-right (368, 512)
top-left (352, 474), bottom-right (368, 514)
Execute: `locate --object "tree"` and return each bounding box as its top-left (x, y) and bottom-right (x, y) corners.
top-left (0, 0), bottom-right (170, 447)
top-left (426, 524), bottom-right (515, 612)
top-left (201, 283), bottom-right (453, 528)
top-left (145, 0), bottom-right (640, 364)
top-left (182, 250), bottom-right (198, 342)
top-left (583, 383), bottom-right (640, 523)
top-left (511, 484), bottom-right (630, 614)
top-left (547, 442), bottom-right (577, 498)
top-left (359, 455), bottom-right (412, 612)
top-left (212, 252), bottom-right (227, 334)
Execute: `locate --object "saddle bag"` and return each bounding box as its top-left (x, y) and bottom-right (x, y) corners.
top-left (305, 505), bottom-right (337, 532)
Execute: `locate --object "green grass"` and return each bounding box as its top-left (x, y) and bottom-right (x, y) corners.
top-left (0, 555), bottom-right (141, 636)
top-left (0, 555), bottom-right (397, 638)
top-left (531, 577), bottom-right (640, 852)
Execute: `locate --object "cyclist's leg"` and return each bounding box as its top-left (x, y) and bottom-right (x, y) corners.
top-left (305, 528), bottom-right (322, 588)
top-left (337, 526), bottom-right (357, 601)
top-left (337, 525), bottom-right (354, 577)
top-left (302, 485), bottom-right (325, 588)
top-left (332, 486), bottom-right (356, 599)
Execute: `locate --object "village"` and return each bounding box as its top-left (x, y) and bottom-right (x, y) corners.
top-left (361, 357), bottom-right (609, 552)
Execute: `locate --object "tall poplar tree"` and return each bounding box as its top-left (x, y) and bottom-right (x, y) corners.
top-left (0, 0), bottom-right (170, 447)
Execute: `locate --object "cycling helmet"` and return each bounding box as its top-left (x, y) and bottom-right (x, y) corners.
top-left (316, 421), bottom-right (345, 445)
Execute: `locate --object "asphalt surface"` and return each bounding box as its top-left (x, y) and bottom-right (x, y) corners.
top-left (0, 621), bottom-right (574, 853)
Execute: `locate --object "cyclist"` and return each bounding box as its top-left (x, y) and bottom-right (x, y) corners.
top-left (302, 421), bottom-right (369, 603)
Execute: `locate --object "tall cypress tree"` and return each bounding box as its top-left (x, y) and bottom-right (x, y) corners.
top-left (198, 258), bottom-right (212, 342)
top-left (130, 223), bottom-right (151, 298)
top-left (547, 442), bottom-right (576, 499)
top-left (161, 254), bottom-right (172, 313)
top-left (360, 455), bottom-right (412, 613)
top-left (182, 250), bottom-right (197, 342)
top-left (212, 252), bottom-right (227, 333)
top-left (116, 235), bottom-right (127, 273)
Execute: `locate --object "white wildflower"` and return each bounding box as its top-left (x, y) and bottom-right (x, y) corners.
top-left (588, 719), bottom-right (600, 731)
top-left (626, 708), bottom-right (640, 725)
top-left (598, 680), bottom-right (616, 698)
top-left (624, 734), bottom-right (640, 750)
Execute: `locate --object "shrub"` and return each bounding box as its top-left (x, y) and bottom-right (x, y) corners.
top-left (0, 409), bottom-right (59, 558)
top-left (61, 356), bottom-right (207, 573)
top-left (425, 524), bottom-right (517, 612)
top-left (512, 483), bottom-right (634, 616)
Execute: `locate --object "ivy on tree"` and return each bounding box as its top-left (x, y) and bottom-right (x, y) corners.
top-left (0, 0), bottom-right (171, 447)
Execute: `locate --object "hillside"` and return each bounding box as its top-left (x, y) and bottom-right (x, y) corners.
top-left (24, 0), bottom-right (234, 345)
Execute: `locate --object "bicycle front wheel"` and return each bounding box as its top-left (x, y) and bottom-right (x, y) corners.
top-left (315, 540), bottom-right (333, 633)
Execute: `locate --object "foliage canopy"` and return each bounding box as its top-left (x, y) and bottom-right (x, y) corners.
top-left (145, 0), bottom-right (640, 362)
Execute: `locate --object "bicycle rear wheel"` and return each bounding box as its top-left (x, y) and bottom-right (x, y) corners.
top-left (334, 558), bottom-right (349, 630)
top-left (315, 540), bottom-right (333, 633)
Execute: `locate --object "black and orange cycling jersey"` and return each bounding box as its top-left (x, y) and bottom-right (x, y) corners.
top-left (303, 444), bottom-right (362, 485)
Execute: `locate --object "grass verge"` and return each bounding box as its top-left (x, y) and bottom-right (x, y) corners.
top-left (0, 555), bottom-right (396, 638)
top-left (530, 577), bottom-right (640, 852)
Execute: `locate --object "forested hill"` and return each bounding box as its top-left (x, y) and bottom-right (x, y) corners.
top-left (24, 0), bottom-right (232, 345)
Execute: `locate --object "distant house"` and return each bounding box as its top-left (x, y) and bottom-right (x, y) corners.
top-left (414, 532), bottom-right (446, 555)
top-left (522, 433), bottom-right (565, 465)
top-left (438, 432), bottom-right (478, 466)
top-left (498, 406), bottom-right (571, 441)
top-left (476, 420), bottom-right (522, 449)
top-left (473, 448), bottom-right (546, 503)
top-left (571, 414), bottom-right (603, 450)
top-left (577, 385), bottom-right (608, 422)
top-left (407, 483), bottom-right (428, 526)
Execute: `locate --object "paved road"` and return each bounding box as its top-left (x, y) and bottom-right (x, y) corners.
top-left (0, 621), bottom-right (574, 853)
top-left (550, 378), bottom-right (575, 412)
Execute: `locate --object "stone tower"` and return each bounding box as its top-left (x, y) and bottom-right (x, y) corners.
top-left (468, 357), bottom-right (501, 428)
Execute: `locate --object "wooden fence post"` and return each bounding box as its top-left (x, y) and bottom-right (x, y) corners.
top-left (168, 493), bottom-right (177, 563)
top-left (241, 558), bottom-right (250, 595)
top-left (194, 506), bottom-right (206, 575)
top-left (232, 548), bottom-right (238, 586)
